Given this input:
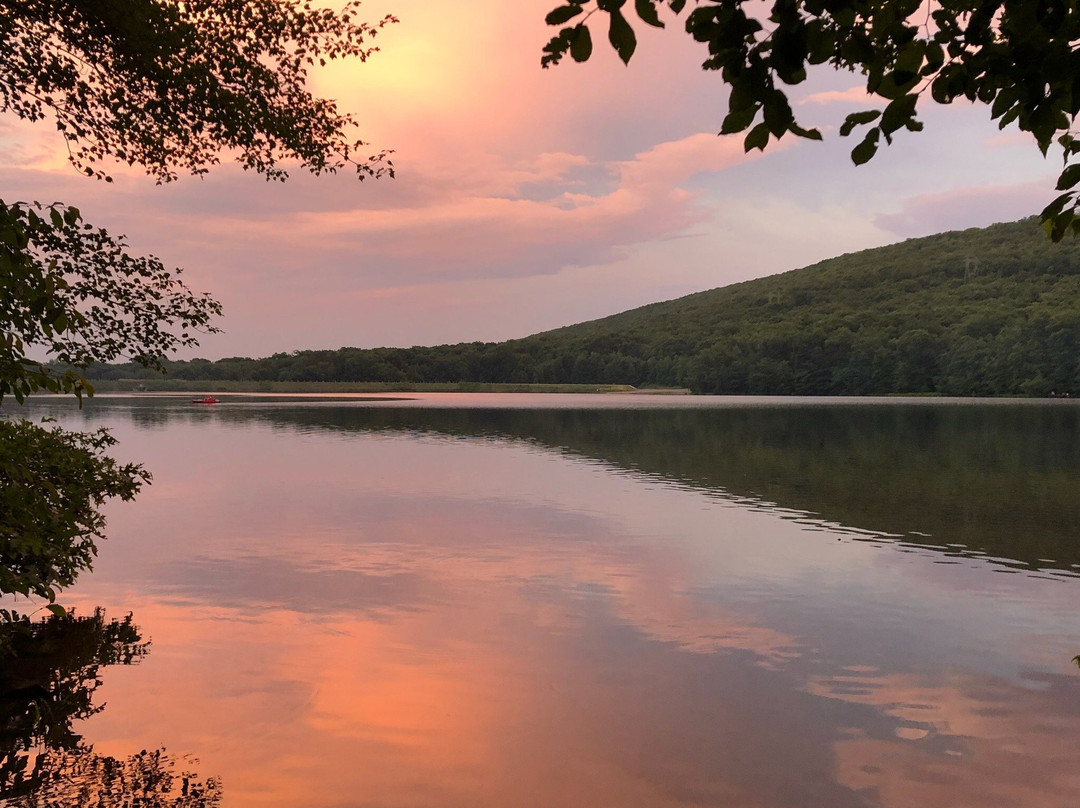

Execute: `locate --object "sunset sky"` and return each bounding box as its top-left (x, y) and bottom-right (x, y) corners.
top-left (0, 0), bottom-right (1060, 359)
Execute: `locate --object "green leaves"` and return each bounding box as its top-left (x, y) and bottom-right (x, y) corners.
top-left (880, 95), bottom-right (916, 131)
top-left (538, 0), bottom-right (1080, 238)
top-left (1, 0), bottom-right (398, 182)
top-left (0, 419), bottom-right (149, 605)
top-left (744, 122), bottom-right (771, 151)
top-left (790, 123), bottom-right (823, 141)
top-left (1056, 164), bottom-right (1080, 192)
top-left (571, 25), bottom-right (594, 61)
top-left (0, 200), bottom-right (221, 405)
top-left (608, 9), bottom-right (637, 63)
top-left (545, 0), bottom-right (681, 67)
top-left (721, 105), bottom-right (759, 135)
top-left (542, 21), bottom-right (592, 67)
top-left (635, 0), bottom-right (664, 28)
top-left (1041, 190), bottom-right (1080, 241)
top-left (546, 4), bottom-right (584, 25)
top-left (851, 129), bottom-right (880, 165)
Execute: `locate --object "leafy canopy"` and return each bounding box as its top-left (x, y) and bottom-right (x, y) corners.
top-left (1, 2), bottom-right (396, 612)
top-left (541, 0), bottom-right (1080, 239)
top-left (1, 200), bottom-right (220, 403)
top-left (0, 420), bottom-right (148, 606)
top-left (0, 1), bottom-right (396, 401)
top-left (0, 0), bottom-right (397, 182)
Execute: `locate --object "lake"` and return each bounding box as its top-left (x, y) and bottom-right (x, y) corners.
top-left (4, 394), bottom-right (1080, 807)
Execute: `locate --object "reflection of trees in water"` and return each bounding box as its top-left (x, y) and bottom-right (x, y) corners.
top-left (4, 748), bottom-right (221, 808)
top-left (0, 610), bottom-right (221, 806)
top-left (202, 402), bottom-right (1080, 571)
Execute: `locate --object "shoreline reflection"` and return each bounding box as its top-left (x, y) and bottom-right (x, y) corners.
top-left (6, 397), bottom-right (1079, 807)
top-left (56, 397), bottom-right (1080, 573)
top-left (0, 610), bottom-right (220, 807)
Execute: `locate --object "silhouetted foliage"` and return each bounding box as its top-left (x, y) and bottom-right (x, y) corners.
top-left (0, 0), bottom-right (396, 182)
top-left (2, 1), bottom-right (396, 614)
top-left (2, 0), bottom-right (396, 399)
top-left (1, 201), bottom-right (220, 403)
top-left (541, 0), bottom-right (1080, 239)
top-left (0, 420), bottom-right (147, 606)
top-left (0, 609), bottom-right (219, 806)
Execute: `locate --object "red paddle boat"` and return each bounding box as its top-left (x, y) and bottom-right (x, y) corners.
top-left (192, 396), bottom-right (219, 404)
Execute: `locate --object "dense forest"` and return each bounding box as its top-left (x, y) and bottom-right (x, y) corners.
top-left (86, 218), bottom-right (1080, 395)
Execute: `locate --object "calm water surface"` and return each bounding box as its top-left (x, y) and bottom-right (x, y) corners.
top-left (5, 394), bottom-right (1080, 807)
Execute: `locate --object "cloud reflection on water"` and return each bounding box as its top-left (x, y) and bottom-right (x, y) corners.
top-left (16, 397), bottom-right (1080, 807)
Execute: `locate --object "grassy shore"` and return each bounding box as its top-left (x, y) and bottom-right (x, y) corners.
top-left (88, 379), bottom-right (692, 395)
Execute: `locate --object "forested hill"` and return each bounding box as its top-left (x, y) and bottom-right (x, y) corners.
top-left (88, 217), bottom-right (1080, 395)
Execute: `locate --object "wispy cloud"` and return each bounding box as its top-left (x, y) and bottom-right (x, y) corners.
top-left (874, 180), bottom-right (1052, 238)
top-left (798, 86), bottom-right (876, 106)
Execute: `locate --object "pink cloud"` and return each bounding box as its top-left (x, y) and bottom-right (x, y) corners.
top-left (226, 132), bottom-right (773, 284)
top-left (798, 86), bottom-right (876, 106)
top-left (875, 179), bottom-right (1054, 238)
top-left (4, 125), bottom-right (769, 295)
top-left (984, 131), bottom-right (1032, 150)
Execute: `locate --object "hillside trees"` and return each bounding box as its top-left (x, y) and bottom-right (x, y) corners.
top-left (84, 219), bottom-right (1080, 395)
top-left (541, 0), bottom-right (1080, 238)
top-left (0, 0), bottom-right (396, 612)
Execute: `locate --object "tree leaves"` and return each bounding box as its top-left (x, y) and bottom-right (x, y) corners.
top-left (543, 22), bottom-right (593, 66)
top-left (744, 122), bottom-right (771, 152)
top-left (0, 420), bottom-right (149, 604)
top-left (571, 24), bottom-right (594, 62)
top-left (608, 9), bottom-right (637, 64)
top-left (839, 110), bottom-right (882, 137)
top-left (851, 129), bottom-right (880, 166)
top-left (541, 0), bottom-right (1080, 237)
top-left (721, 105), bottom-right (759, 135)
top-left (544, 0), bottom-right (670, 67)
top-left (0, 2), bottom-right (390, 619)
top-left (635, 0), bottom-right (665, 28)
top-left (0, 200), bottom-right (221, 404)
top-left (880, 94), bottom-right (918, 139)
top-left (1, 0), bottom-right (398, 182)
top-left (1057, 165), bottom-right (1080, 192)
top-left (546, 4), bottom-right (584, 25)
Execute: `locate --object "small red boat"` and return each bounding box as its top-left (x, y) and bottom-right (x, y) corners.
top-left (192, 396), bottom-right (219, 404)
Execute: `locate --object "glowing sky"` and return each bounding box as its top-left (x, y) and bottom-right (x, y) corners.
top-left (0, 0), bottom-right (1060, 358)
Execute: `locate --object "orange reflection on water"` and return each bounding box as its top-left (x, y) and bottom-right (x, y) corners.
top-left (42, 402), bottom-right (1080, 808)
top-left (813, 670), bottom-right (1080, 807)
top-left (75, 540), bottom-right (813, 808)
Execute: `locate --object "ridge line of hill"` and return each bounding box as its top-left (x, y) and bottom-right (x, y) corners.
top-left (85, 217), bottom-right (1080, 396)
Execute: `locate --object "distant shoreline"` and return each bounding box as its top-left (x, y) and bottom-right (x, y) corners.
top-left (86, 379), bottom-right (694, 395)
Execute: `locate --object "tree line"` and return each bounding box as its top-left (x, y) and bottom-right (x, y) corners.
top-left (88, 218), bottom-right (1080, 396)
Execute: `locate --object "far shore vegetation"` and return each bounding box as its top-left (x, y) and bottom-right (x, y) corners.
top-left (82, 218), bottom-right (1080, 397)
top-left (86, 380), bottom-right (672, 395)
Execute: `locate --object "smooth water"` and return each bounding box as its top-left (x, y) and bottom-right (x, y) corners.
top-left (4, 394), bottom-right (1080, 807)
